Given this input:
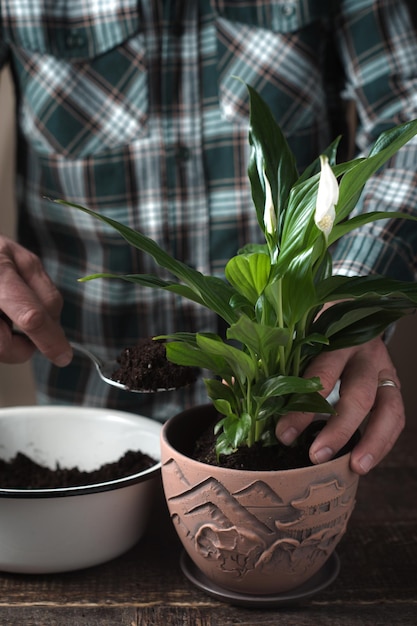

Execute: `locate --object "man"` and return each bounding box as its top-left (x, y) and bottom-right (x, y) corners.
top-left (0, 1), bottom-right (415, 474)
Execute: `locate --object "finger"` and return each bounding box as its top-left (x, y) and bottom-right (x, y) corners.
top-left (0, 247), bottom-right (72, 366)
top-left (0, 301), bottom-right (72, 367)
top-left (309, 342), bottom-right (403, 474)
top-left (0, 322), bottom-right (37, 364)
top-left (0, 243), bottom-right (63, 322)
top-left (349, 371), bottom-right (404, 474)
top-left (308, 346), bottom-right (380, 465)
top-left (275, 347), bottom-right (352, 445)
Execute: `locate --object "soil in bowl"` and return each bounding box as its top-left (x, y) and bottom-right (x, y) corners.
top-left (0, 449), bottom-right (157, 489)
top-left (110, 338), bottom-right (198, 391)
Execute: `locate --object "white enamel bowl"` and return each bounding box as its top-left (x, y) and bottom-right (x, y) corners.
top-left (0, 405), bottom-right (161, 573)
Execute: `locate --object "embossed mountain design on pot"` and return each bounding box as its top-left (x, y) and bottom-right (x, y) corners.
top-left (233, 481), bottom-right (302, 530)
top-left (165, 459), bottom-right (301, 534)
top-left (167, 474), bottom-right (274, 541)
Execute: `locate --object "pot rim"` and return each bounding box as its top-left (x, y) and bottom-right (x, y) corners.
top-left (161, 403), bottom-right (355, 477)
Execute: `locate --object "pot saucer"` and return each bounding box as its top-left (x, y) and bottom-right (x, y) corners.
top-left (180, 551), bottom-right (340, 608)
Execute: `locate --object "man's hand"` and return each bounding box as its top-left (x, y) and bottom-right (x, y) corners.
top-left (275, 336), bottom-right (404, 475)
top-left (0, 235), bottom-right (72, 366)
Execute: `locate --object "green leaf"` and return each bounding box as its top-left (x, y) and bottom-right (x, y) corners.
top-left (211, 398), bottom-right (235, 418)
top-left (329, 210), bottom-right (417, 246)
top-left (324, 312), bottom-right (403, 349)
top-left (275, 175), bottom-right (319, 274)
top-left (255, 290), bottom-right (278, 326)
top-left (258, 375), bottom-right (323, 399)
top-left (225, 253), bottom-right (271, 304)
top-left (215, 432), bottom-right (236, 457)
top-left (293, 333), bottom-right (329, 352)
top-left (314, 304), bottom-right (383, 337)
top-left (281, 248), bottom-right (317, 325)
top-left (164, 340), bottom-right (233, 377)
top-left (282, 392), bottom-right (336, 415)
top-left (255, 399), bottom-right (286, 421)
top-left (316, 275), bottom-right (417, 304)
top-left (222, 412), bottom-right (252, 449)
top-left (246, 83), bottom-right (298, 231)
top-left (368, 120), bottom-right (417, 157)
top-left (336, 120), bottom-right (417, 224)
top-left (53, 198), bottom-right (238, 324)
top-left (227, 315), bottom-right (289, 372)
top-left (79, 272), bottom-right (207, 306)
top-left (312, 299), bottom-right (416, 349)
top-left (204, 378), bottom-right (240, 415)
top-left (196, 334), bottom-right (257, 384)
top-left (214, 417), bottom-right (226, 436)
top-left (229, 293), bottom-right (257, 318)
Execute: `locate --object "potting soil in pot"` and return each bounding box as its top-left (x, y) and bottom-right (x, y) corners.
top-left (192, 419), bottom-right (358, 471)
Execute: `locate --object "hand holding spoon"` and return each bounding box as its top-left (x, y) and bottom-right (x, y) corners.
top-left (12, 331), bottom-right (196, 393)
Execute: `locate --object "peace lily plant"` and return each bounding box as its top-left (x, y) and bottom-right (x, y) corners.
top-left (58, 86), bottom-right (417, 459)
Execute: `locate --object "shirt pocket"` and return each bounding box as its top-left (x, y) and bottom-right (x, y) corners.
top-left (211, 0), bottom-right (329, 143)
top-left (1, 1), bottom-right (148, 159)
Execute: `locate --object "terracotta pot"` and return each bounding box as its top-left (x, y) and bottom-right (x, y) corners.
top-left (160, 404), bottom-right (359, 596)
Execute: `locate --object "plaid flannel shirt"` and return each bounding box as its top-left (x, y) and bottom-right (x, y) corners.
top-left (1, 0), bottom-right (417, 420)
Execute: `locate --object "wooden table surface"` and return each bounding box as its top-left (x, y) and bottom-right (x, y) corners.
top-left (0, 419), bottom-right (416, 626)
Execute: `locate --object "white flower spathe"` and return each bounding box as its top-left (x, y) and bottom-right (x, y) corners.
top-left (314, 155), bottom-right (339, 238)
top-left (263, 169), bottom-right (277, 235)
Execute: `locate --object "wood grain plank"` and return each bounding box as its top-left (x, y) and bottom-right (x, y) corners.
top-left (0, 607), bottom-right (137, 626)
top-left (0, 602), bottom-right (416, 626)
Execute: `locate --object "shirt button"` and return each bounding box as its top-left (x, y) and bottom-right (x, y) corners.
top-left (281, 3), bottom-right (296, 17)
top-left (172, 21), bottom-right (184, 37)
top-left (66, 30), bottom-right (86, 50)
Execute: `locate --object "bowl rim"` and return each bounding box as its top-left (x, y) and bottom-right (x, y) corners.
top-left (0, 405), bottom-right (162, 498)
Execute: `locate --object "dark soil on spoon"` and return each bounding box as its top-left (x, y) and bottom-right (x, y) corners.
top-left (111, 338), bottom-right (198, 391)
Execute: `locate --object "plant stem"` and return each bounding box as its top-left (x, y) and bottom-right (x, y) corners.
top-left (277, 278), bottom-right (286, 374)
top-left (255, 414), bottom-right (263, 442)
top-left (292, 313), bottom-right (308, 377)
top-left (284, 323), bottom-right (294, 375)
top-left (246, 380), bottom-right (256, 447)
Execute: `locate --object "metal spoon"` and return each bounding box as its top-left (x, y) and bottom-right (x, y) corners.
top-left (12, 331), bottom-right (176, 393)
top-left (68, 340), bottom-right (176, 393)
